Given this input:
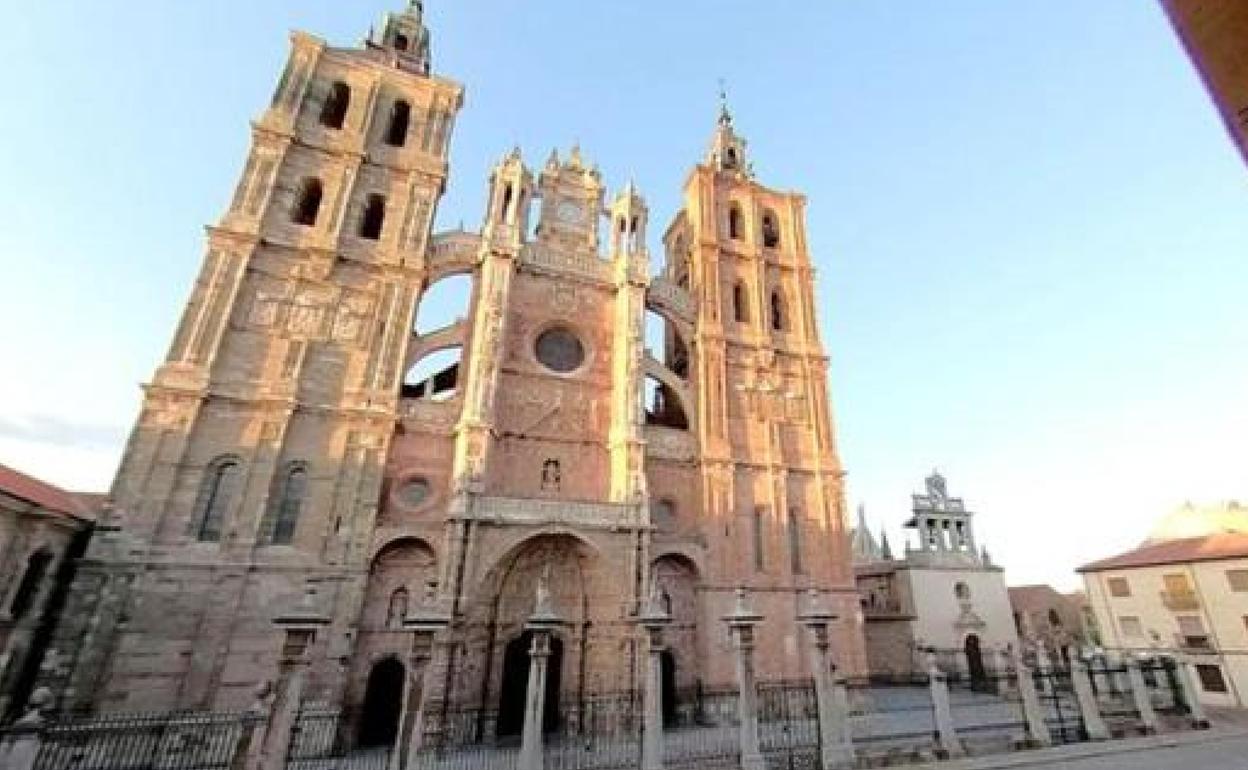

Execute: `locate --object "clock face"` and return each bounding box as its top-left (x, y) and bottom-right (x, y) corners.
top-left (556, 201), bottom-right (584, 224)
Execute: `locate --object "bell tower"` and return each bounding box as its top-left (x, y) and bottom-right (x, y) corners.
top-left (660, 104), bottom-right (863, 676)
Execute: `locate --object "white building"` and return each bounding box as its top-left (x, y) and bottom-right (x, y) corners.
top-left (853, 472), bottom-right (1019, 680)
top-left (1079, 501), bottom-right (1248, 708)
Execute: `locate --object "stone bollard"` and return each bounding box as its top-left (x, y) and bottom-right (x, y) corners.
top-left (723, 588), bottom-right (766, 770)
top-left (1009, 645), bottom-right (1051, 748)
top-left (1070, 658), bottom-right (1109, 741)
top-left (798, 590), bottom-right (854, 770)
top-left (926, 652), bottom-right (964, 759)
top-left (1172, 656), bottom-right (1211, 729)
top-left (519, 570), bottom-right (564, 770)
top-left (0, 687), bottom-right (52, 770)
top-left (1123, 653), bottom-right (1158, 734)
top-left (638, 580), bottom-right (673, 770)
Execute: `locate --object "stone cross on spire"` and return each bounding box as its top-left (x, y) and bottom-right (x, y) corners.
top-left (718, 78), bottom-right (733, 126)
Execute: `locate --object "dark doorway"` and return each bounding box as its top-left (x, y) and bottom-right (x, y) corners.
top-left (358, 657), bottom-right (405, 748)
top-left (660, 650), bottom-right (678, 727)
top-left (964, 634), bottom-right (988, 691)
top-left (496, 631), bottom-right (563, 738)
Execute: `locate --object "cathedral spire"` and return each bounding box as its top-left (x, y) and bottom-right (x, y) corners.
top-left (372, 0), bottom-right (432, 75)
top-left (707, 82), bottom-right (749, 175)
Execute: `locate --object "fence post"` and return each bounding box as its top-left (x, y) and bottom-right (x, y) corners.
top-left (1070, 658), bottom-right (1109, 741)
top-left (231, 700), bottom-right (268, 770)
top-left (638, 581), bottom-right (672, 770)
top-left (519, 573), bottom-right (564, 770)
top-left (1009, 645), bottom-right (1051, 748)
top-left (926, 651), bottom-right (964, 759)
top-left (1172, 655), bottom-right (1211, 729)
top-left (0, 687), bottom-right (52, 770)
top-left (1032, 642), bottom-right (1053, 696)
top-left (723, 588), bottom-right (765, 770)
top-left (1123, 653), bottom-right (1158, 734)
top-left (797, 590), bottom-right (853, 770)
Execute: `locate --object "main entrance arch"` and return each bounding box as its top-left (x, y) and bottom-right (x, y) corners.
top-left (358, 657), bottom-right (405, 748)
top-left (495, 631), bottom-right (564, 737)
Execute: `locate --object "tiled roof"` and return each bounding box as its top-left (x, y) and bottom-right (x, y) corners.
top-left (0, 463), bottom-right (95, 520)
top-left (1077, 533), bottom-right (1248, 573)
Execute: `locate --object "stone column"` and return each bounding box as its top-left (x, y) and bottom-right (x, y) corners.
top-left (926, 651), bottom-right (964, 758)
top-left (519, 572), bottom-right (564, 770)
top-left (1172, 655), bottom-right (1211, 729)
top-left (1123, 653), bottom-right (1158, 734)
top-left (638, 582), bottom-right (672, 770)
top-left (723, 589), bottom-right (765, 770)
top-left (396, 589), bottom-right (452, 770)
top-left (1070, 658), bottom-right (1109, 741)
top-left (797, 590), bottom-right (853, 770)
top-left (1009, 645), bottom-right (1051, 748)
top-left (257, 589), bottom-right (332, 770)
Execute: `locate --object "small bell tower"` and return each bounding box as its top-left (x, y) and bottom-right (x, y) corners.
top-left (707, 87), bottom-right (750, 175)
top-left (372, 0), bottom-right (432, 75)
top-left (483, 147), bottom-right (533, 249)
top-left (609, 180), bottom-right (648, 260)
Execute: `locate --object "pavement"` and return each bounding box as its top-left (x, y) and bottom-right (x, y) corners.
top-left (907, 709), bottom-right (1248, 770)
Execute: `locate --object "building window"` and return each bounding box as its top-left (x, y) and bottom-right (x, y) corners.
top-left (264, 463), bottom-right (307, 545)
top-left (320, 81), bottom-right (351, 129)
top-left (652, 499), bottom-right (676, 532)
top-left (8, 550), bottom-right (53, 620)
top-left (1047, 608), bottom-right (1062, 627)
top-left (770, 290), bottom-right (787, 332)
top-left (732, 282), bottom-right (750, 323)
top-left (386, 100), bottom-right (412, 147)
top-left (192, 456), bottom-right (243, 542)
top-left (728, 204), bottom-right (744, 240)
top-left (292, 178), bottom-right (324, 226)
top-left (787, 508), bottom-right (804, 575)
top-left (387, 587), bottom-right (409, 628)
top-left (761, 211), bottom-right (780, 248)
top-left (359, 194), bottom-right (387, 240)
top-left (752, 507), bottom-right (766, 572)
top-left (1107, 577), bottom-right (1131, 597)
top-left (1227, 569), bottom-right (1248, 592)
top-left (1119, 615), bottom-right (1143, 638)
top-left (394, 34), bottom-right (410, 52)
top-left (535, 327), bottom-right (586, 373)
top-left (1196, 664), bottom-right (1228, 693)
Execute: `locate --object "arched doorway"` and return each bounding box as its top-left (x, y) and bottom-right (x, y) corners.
top-left (660, 650), bottom-right (678, 727)
top-left (964, 634), bottom-right (987, 691)
top-left (496, 631), bottom-right (563, 738)
top-left (358, 657), bottom-right (405, 748)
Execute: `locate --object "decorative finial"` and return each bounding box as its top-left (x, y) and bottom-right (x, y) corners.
top-left (718, 78), bottom-right (732, 126)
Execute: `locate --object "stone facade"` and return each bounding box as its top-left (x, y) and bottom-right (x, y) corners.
top-left (38, 1), bottom-right (863, 739)
top-left (852, 473), bottom-right (1018, 678)
top-left (0, 464), bottom-right (95, 720)
top-left (1007, 585), bottom-right (1097, 661)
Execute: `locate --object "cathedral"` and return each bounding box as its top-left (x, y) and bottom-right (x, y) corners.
top-left (39, 1), bottom-right (864, 740)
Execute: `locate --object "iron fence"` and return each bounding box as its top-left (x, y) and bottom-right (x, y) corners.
top-left (757, 681), bottom-right (819, 770)
top-left (28, 710), bottom-right (252, 770)
top-left (663, 688), bottom-right (740, 770)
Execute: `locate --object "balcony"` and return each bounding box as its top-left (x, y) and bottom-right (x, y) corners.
top-left (1174, 633), bottom-right (1215, 654)
top-left (1159, 588), bottom-right (1200, 611)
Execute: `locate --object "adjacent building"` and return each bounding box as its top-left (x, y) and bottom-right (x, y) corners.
top-left (1079, 501), bottom-right (1248, 708)
top-left (1160, 0), bottom-right (1248, 167)
top-left (1007, 585), bottom-right (1098, 664)
top-left (853, 472), bottom-right (1018, 680)
top-left (35, 0), bottom-right (864, 744)
top-left (0, 464), bottom-right (96, 720)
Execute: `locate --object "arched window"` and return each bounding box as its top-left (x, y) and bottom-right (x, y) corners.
top-left (386, 100), bottom-right (412, 147)
top-left (770, 290), bottom-right (787, 332)
top-left (360, 194), bottom-right (387, 240)
top-left (728, 204), bottom-right (744, 240)
top-left (762, 211), bottom-right (781, 248)
top-left (732, 282), bottom-right (750, 323)
top-left (192, 456), bottom-right (243, 542)
top-left (265, 463), bottom-right (307, 545)
top-left (752, 507), bottom-right (766, 572)
top-left (787, 507), bottom-right (804, 575)
top-left (725, 147), bottom-right (739, 170)
top-left (501, 183), bottom-right (514, 222)
top-left (9, 550), bottom-right (53, 620)
top-left (320, 81), bottom-right (351, 129)
top-left (394, 34), bottom-right (410, 51)
top-left (292, 178), bottom-right (323, 226)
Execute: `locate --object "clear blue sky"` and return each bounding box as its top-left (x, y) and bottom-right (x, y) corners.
top-left (1, 1), bottom-right (1246, 589)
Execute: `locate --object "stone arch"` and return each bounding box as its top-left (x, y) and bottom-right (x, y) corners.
top-left (358, 656), bottom-right (405, 748)
top-left (643, 361), bottom-right (694, 431)
top-left (651, 553), bottom-right (702, 720)
top-left (361, 537), bottom-right (437, 631)
top-left (458, 532), bottom-right (612, 728)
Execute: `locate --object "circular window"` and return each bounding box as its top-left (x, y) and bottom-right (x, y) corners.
top-left (535, 327), bottom-right (586, 373)
top-left (396, 478), bottom-right (431, 508)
